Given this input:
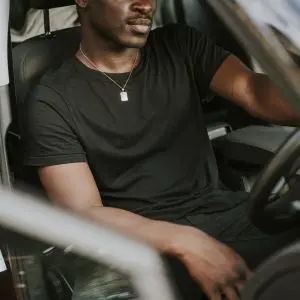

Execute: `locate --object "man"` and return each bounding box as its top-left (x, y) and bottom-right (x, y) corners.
top-left (22, 0), bottom-right (300, 299)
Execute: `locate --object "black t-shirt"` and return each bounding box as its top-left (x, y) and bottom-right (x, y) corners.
top-left (23, 24), bottom-right (247, 221)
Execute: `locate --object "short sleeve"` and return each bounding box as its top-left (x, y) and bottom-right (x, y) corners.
top-left (175, 25), bottom-right (231, 97)
top-left (22, 85), bottom-right (87, 167)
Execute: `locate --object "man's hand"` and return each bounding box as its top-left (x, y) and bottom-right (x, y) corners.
top-left (174, 227), bottom-right (251, 300)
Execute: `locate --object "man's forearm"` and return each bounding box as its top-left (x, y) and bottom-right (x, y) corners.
top-left (247, 73), bottom-right (300, 126)
top-left (83, 206), bottom-right (189, 257)
top-left (38, 164), bottom-right (191, 257)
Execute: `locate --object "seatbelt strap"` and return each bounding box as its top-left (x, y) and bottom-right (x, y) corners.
top-left (43, 9), bottom-right (51, 35)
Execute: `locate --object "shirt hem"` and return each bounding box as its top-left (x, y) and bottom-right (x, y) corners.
top-left (23, 153), bottom-right (87, 167)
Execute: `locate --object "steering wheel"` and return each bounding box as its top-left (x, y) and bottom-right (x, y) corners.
top-left (248, 128), bottom-right (300, 234)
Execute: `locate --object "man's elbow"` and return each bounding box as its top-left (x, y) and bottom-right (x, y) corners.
top-left (236, 73), bottom-right (268, 115)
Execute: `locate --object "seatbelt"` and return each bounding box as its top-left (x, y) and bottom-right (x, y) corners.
top-left (43, 9), bottom-right (51, 35)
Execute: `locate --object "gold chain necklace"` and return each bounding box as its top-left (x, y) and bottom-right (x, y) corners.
top-left (79, 44), bottom-right (139, 102)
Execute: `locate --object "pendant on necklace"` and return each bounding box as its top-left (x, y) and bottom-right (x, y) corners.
top-left (120, 90), bottom-right (128, 102)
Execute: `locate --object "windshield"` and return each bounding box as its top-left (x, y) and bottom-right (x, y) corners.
top-left (208, 0), bottom-right (300, 113)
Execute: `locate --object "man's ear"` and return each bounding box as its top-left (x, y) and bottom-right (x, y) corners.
top-left (75, 0), bottom-right (88, 8)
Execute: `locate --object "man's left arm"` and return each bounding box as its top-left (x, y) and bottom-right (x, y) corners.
top-left (210, 55), bottom-right (300, 126)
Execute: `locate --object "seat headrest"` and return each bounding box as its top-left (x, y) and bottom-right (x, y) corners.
top-left (29, 0), bottom-right (75, 9)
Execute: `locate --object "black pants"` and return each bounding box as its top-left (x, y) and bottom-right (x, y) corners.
top-left (166, 201), bottom-right (300, 300)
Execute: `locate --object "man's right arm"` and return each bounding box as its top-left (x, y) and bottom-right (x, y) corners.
top-left (23, 86), bottom-right (185, 256)
top-left (38, 162), bottom-right (186, 255)
top-left (39, 162), bottom-right (250, 300)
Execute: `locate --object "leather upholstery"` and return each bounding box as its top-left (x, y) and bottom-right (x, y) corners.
top-left (13, 27), bottom-right (81, 107)
top-left (10, 27), bottom-right (81, 181)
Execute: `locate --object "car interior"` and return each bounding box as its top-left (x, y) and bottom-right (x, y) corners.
top-left (3, 0), bottom-right (300, 299)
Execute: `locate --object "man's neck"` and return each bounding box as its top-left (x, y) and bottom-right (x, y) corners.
top-left (78, 32), bottom-right (140, 74)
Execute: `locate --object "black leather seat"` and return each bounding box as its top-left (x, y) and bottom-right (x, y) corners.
top-left (12, 26), bottom-right (80, 109)
top-left (9, 26), bottom-right (81, 188)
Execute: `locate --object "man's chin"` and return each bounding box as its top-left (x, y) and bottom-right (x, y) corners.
top-left (122, 33), bottom-right (150, 48)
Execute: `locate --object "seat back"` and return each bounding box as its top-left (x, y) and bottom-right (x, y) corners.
top-left (13, 27), bottom-right (81, 108)
top-left (9, 0), bottom-right (80, 189)
top-left (10, 25), bottom-right (80, 180)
